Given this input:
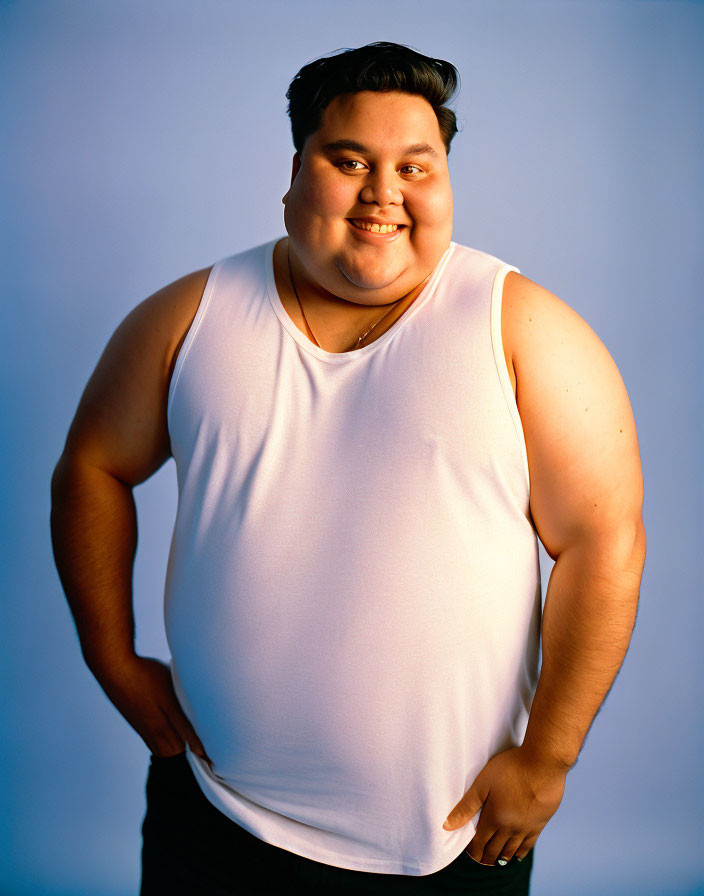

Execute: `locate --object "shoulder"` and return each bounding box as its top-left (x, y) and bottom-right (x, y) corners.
top-left (501, 270), bottom-right (590, 364)
top-left (104, 264), bottom-right (216, 402)
top-left (146, 265), bottom-right (214, 316)
top-left (500, 269), bottom-right (627, 415)
top-left (500, 270), bottom-right (623, 397)
top-left (128, 265), bottom-right (214, 375)
top-left (59, 264), bottom-right (214, 483)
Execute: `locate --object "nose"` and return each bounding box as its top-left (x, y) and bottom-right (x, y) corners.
top-left (359, 169), bottom-right (403, 207)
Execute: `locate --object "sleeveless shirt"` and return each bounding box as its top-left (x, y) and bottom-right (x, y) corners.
top-left (164, 238), bottom-right (542, 876)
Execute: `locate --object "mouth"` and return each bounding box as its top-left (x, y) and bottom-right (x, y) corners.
top-left (346, 219), bottom-right (406, 241)
top-left (349, 219), bottom-right (404, 234)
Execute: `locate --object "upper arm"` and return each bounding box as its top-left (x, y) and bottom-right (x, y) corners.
top-left (504, 271), bottom-right (645, 561)
top-left (58, 265), bottom-right (213, 486)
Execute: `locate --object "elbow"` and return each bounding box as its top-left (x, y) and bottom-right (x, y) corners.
top-left (50, 450), bottom-right (92, 512)
top-left (623, 517), bottom-right (647, 575)
top-left (560, 517), bottom-right (647, 580)
top-left (614, 518), bottom-right (648, 576)
top-left (634, 518), bottom-right (647, 561)
top-left (604, 518), bottom-right (647, 593)
top-left (50, 453), bottom-right (75, 529)
top-left (50, 452), bottom-right (75, 503)
top-left (50, 454), bottom-right (67, 503)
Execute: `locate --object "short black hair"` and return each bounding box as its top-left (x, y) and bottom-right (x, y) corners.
top-left (286, 41), bottom-right (460, 157)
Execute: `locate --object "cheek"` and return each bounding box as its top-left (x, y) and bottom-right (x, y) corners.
top-left (417, 186), bottom-right (453, 227)
top-left (297, 174), bottom-right (351, 219)
top-left (403, 178), bottom-right (451, 225)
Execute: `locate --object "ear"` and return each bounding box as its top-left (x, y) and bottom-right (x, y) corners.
top-left (282, 152), bottom-right (301, 204)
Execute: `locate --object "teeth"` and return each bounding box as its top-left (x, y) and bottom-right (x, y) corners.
top-left (351, 220), bottom-right (399, 233)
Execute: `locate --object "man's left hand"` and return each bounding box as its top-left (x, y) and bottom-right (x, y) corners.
top-left (442, 746), bottom-right (569, 865)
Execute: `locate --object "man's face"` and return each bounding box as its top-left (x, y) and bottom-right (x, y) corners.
top-left (283, 90), bottom-right (454, 306)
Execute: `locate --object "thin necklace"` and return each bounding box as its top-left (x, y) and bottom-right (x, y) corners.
top-left (286, 244), bottom-right (404, 352)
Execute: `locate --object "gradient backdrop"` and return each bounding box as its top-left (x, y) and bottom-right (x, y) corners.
top-left (2, 1), bottom-right (702, 894)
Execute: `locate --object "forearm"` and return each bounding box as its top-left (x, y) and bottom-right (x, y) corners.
top-left (521, 523), bottom-right (647, 770)
top-left (50, 453), bottom-right (138, 678)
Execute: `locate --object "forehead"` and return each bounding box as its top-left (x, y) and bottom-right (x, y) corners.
top-left (310, 91), bottom-right (444, 151)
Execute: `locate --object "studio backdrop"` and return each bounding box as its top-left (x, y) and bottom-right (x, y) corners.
top-left (2, 2), bottom-right (701, 894)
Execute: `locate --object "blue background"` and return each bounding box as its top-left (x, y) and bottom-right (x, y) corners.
top-left (2, 1), bottom-right (702, 893)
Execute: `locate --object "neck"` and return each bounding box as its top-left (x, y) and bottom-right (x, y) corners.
top-left (282, 239), bottom-right (424, 352)
top-left (288, 249), bottom-right (409, 312)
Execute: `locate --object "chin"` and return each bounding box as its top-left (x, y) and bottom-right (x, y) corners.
top-left (345, 272), bottom-right (398, 290)
top-left (336, 259), bottom-right (407, 294)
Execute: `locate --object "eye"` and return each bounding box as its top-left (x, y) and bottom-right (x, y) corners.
top-left (400, 164), bottom-right (423, 176)
top-left (338, 159), bottom-right (366, 172)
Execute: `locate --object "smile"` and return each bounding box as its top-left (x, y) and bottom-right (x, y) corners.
top-left (349, 219), bottom-right (401, 234)
top-left (346, 219), bottom-right (406, 243)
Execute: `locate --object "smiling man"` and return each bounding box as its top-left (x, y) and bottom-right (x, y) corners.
top-left (50, 42), bottom-right (646, 895)
top-left (279, 87), bottom-right (453, 347)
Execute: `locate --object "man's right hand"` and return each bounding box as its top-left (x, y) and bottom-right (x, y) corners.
top-left (96, 654), bottom-right (212, 764)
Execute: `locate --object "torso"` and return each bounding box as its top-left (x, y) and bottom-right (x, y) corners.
top-left (273, 238), bottom-right (439, 356)
top-left (272, 237), bottom-right (519, 399)
top-left (168, 245), bottom-right (519, 409)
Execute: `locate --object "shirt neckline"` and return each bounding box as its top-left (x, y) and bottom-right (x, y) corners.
top-left (264, 237), bottom-right (456, 364)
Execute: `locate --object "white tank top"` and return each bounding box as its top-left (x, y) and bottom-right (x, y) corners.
top-left (164, 238), bottom-right (542, 876)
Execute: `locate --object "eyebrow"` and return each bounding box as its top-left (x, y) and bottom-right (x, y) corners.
top-left (321, 139), bottom-right (440, 159)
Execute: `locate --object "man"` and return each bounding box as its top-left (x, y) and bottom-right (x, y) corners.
top-left (50, 42), bottom-right (646, 895)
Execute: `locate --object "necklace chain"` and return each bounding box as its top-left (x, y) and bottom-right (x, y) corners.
top-left (286, 244), bottom-right (403, 352)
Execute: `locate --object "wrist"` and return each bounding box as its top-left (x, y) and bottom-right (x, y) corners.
top-left (518, 739), bottom-right (577, 774)
top-left (83, 641), bottom-right (139, 684)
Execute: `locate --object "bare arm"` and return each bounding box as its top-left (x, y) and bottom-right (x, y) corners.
top-left (50, 265), bottom-right (212, 758)
top-left (510, 272), bottom-right (647, 771)
top-left (444, 272), bottom-right (646, 864)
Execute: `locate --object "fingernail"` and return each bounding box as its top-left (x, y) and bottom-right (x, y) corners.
top-left (497, 858), bottom-right (508, 866)
top-left (443, 819), bottom-right (452, 830)
top-left (516, 856), bottom-right (523, 863)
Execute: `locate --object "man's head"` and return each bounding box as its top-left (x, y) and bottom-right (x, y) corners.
top-left (286, 41), bottom-right (460, 159)
top-left (282, 43), bottom-right (459, 307)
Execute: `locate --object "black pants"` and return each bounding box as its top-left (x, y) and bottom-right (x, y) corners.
top-left (140, 753), bottom-right (534, 895)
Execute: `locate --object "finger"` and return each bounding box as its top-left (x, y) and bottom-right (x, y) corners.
top-left (145, 731), bottom-right (185, 757)
top-left (464, 850), bottom-right (494, 867)
top-left (514, 833), bottom-right (540, 862)
top-left (150, 709), bottom-right (191, 757)
top-left (478, 829), bottom-right (514, 867)
top-left (150, 743), bottom-right (187, 758)
top-left (443, 781), bottom-right (488, 831)
top-left (136, 712), bottom-right (184, 757)
top-left (464, 821), bottom-right (497, 864)
top-left (158, 698), bottom-right (211, 761)
top-left (491, 834), bottom-right (524, 866)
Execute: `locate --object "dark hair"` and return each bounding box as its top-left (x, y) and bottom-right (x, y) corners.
top-left (286, 41), bottom-right (460, 156)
